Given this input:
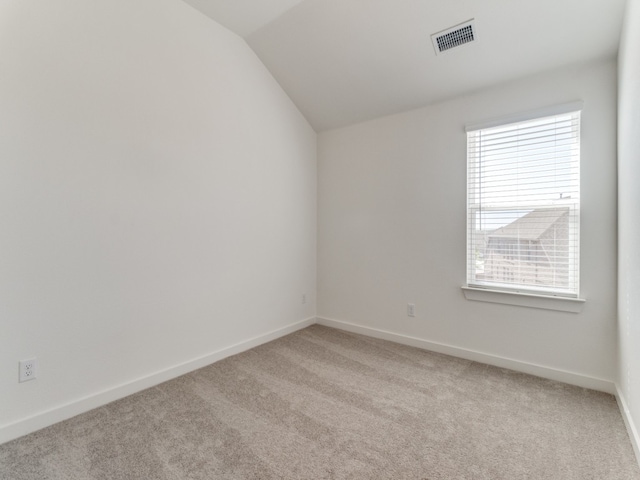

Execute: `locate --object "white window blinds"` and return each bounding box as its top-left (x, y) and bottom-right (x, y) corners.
top-left (466, 110), bottom-right (581, 297)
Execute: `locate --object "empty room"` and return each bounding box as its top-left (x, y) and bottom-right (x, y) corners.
top-left (1, 0), bottom-right (639, 478)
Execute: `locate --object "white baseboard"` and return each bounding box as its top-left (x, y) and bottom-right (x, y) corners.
top-left (316, 316), bottom-right (616, 394)
top-left (616, 386), bottom-right (640, 468)
top-left (1, 315), bottom-right (622, 448)
top-left (0, 317), bottom-right (316, 446)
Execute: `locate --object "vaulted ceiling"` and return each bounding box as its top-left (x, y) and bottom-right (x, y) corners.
top-left (181, 0), bottom-right (626, 131)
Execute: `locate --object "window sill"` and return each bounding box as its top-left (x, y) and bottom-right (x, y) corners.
top-left (461, 286), bottom-right (585, 313)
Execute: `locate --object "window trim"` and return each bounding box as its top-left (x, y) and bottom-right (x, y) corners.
top-left (464, 102), bottom-right (586, 308)
top-left (461, 286), bottom-right (585, 313)
top-left (465, 101), bottom-right (584, 133)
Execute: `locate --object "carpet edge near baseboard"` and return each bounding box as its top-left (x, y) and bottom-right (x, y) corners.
top-left (617, 386), bottom-right (640, 469)
top-left (316, 316), bottom-right (616, 394)
top-left (0, 316), bottom-right (316, 446)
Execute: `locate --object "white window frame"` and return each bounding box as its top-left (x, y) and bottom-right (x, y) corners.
top-left (462, 102), bottom-right (586, 313)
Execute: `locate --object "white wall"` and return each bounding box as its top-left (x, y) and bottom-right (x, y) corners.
top-left (618, 0), bottom-right (640, 458)
top-left (0, 0), bottom-right (316, 442)
top-left (318, 59), bottom-right (617, 387)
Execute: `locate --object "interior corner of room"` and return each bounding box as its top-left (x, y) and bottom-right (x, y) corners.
top-left (0, 0), bottom-right (639, 475)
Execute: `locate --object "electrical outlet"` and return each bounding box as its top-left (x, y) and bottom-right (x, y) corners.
top-left (407, 303), bottom-right (416, 317)
top-left (19, 358), bottom-right (37, 383)
top-left (302, 293), bottom-right (307, 304)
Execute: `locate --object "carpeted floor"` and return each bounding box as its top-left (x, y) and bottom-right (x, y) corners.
top-left (1, 325), bottom-right (639, 479)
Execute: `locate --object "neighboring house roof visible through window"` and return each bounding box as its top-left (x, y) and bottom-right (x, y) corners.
top-left (488, 208), bottom-right (569, 241)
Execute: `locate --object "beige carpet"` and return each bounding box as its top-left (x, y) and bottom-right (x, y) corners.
top-left (1, 325), bottom-right (639, 479)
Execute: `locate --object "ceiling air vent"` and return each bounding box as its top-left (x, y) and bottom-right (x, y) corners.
top-left (431, 19), bottom-right (476, 55)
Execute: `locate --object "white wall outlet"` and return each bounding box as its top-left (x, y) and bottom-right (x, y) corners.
top-left (19, 358), bottom-right (37, 383)
top-left (302, 293), bottom-right (307, 304)
top-left (407, 303), bottom-right (416, 317)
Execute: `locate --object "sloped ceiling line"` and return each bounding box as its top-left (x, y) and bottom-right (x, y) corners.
top-left (181, 0), bottom-right (626, 132)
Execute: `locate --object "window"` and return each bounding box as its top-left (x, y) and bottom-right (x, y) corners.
top-left (466, 106), bottom-right (581, 298)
